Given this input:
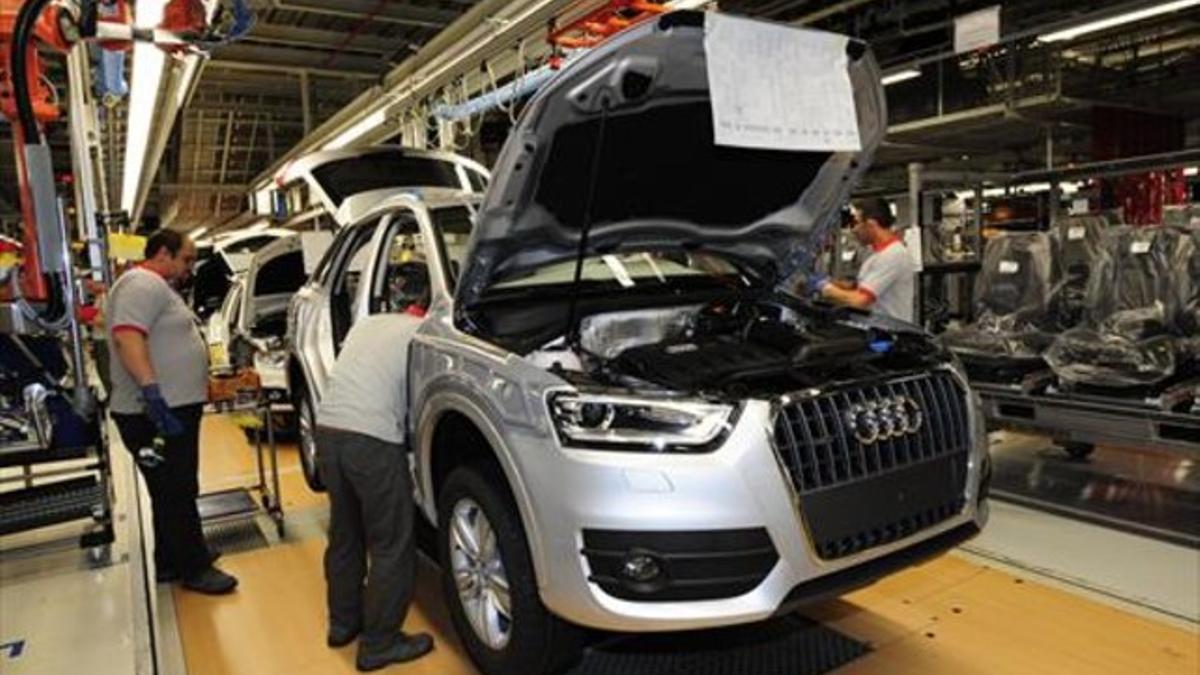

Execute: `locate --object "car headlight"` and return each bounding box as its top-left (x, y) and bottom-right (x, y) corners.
top-left (549, 393), bottom-right (737, 452)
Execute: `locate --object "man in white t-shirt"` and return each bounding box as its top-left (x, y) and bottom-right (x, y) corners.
top-left (316, 283), bottom-right (435, 670)
top-left (814, 197), bottom-right (916, 322)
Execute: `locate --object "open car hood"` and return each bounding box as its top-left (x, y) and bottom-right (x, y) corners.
top-left (456, 11), bottom-right (886, 309)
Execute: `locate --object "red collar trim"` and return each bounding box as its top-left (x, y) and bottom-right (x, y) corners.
top-left (872, 236), bottom-right (901, 253)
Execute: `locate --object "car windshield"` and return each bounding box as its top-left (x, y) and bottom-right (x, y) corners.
top-left (492, 251), bottom-right (753, 292)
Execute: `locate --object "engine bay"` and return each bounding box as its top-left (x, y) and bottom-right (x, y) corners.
top-left (527, 294), bottom-right (946, 399)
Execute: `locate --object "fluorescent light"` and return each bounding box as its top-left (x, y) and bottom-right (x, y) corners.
top-left (120, 0), bottom-right (168, 215)
top-left (189, 226), bottom-right (209, 239)
top-left (1184, 166), bottom-right (1198, 176)
top-left (324, 109), bottom-right (388, 150)
top-left (120, 44), bottom-right (165, 213)
top-left (1038, 0), bottom-right (1200, 42)
top-left (882, 69), bottom-right (921, 86)
top-left (954, 181), bottom-right (1081, 200)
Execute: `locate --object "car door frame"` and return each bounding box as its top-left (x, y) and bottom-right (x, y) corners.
top-left (352, 196), bottom-right (454, 326)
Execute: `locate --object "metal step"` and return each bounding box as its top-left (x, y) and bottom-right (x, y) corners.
top-left (0, 443), bottom-right (93, 470)
top-left (0, 476), bottom-right (103, 536)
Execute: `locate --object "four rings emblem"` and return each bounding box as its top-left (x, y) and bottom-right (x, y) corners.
top-left (844, 396), bottom-right (923, 445)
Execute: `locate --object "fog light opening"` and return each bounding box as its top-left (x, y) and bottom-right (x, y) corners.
top-left (621, 552), bottom-right (663, 583)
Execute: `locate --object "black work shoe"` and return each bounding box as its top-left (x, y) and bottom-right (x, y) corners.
top-left (327, 624), bottom-right (361, 648)
top-left (156, 567), bottom-right (181, 584)
top-left (182, 567), bottom-right (238, 595)
top-left (156, 549), bottom-right (221, 584)
top-left (356, 633), bottom-right (434, 672)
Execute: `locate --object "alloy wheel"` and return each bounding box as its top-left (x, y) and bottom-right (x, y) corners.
top-left (449, 497), bottom-right (513, 650)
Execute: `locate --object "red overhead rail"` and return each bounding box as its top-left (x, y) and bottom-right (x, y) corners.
top-left (548, 0), bottom-right (667, 50)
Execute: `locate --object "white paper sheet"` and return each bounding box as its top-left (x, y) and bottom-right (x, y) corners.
top-left (954, 5), bottom-right (1000, 54)
top-left (705, 13), bottom-right (861, 152)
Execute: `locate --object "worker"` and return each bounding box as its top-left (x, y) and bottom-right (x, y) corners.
top-left (316, 301), bottom-right (434, 670)
top-left (813, 197), bottom-right (916, 322)
top-left (108, 229), bottom-right (236, 595)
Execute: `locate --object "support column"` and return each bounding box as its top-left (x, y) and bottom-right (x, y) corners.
top-left (300, 72), bottom-right (313, 135)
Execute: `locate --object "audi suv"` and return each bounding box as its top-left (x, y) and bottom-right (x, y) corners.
top-left (287, 12), bottom-right (990, 675)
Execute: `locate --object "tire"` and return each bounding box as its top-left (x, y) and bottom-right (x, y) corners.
top-left (1059, 441), bottom-right (1095, 460)
top-left (438, 464), bottom-right (582, 675)
top-left (295, 382), bottom-right (325, 492)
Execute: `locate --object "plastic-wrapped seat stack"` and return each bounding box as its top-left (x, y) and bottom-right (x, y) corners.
top-left (941, 232), bottom-right (1055, 378)
top-left (1173, 225), bottom-right (1200, 358)
top-left (1046, 215), bottom-right (1107, 331)
top-left (1045, 225), bottom-right (1195, 391)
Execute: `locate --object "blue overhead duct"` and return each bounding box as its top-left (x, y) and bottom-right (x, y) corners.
top-left (431, 63), bottom-right (562, 122)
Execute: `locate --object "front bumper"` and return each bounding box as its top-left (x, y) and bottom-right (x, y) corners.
top-left (516, 398), bottom-right (988, 633)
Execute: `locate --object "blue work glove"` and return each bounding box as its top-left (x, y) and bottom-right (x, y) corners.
top-left (141, 384), bottom-right (184, 437)
top-left (808, 273), bottom-right (831, 295)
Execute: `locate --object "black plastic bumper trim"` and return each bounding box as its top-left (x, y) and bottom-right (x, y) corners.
top-left (773, 521), bottom-right (981, 616)
top-left (582, 527), bottom-right (779, 602)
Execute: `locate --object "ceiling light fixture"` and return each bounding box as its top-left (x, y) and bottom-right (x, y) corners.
top-left (324, 109), bottom-right (388, 151)
top-left (881, 68), bottom-right (921, 86)
top-left (1038, 0), bottom-right (1200, 42)
top-left (120, 0), bottom-right (167, 215)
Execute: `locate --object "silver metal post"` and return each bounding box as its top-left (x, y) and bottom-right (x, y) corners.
top-left (66, 44), bottom-right (110, 286)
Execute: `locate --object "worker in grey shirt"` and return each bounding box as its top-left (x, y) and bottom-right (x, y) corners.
top-left (814, 197), bottom-right (916, 322)
top-left (108, 229), bottom-right (236, 595)
top-left (317, 308), bottom-right (434, 670)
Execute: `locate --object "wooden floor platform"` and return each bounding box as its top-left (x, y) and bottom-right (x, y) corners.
top-left (172, 417), bottom-right (1199, 675)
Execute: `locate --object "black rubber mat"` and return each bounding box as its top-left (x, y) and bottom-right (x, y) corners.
top-left (568, 615), bottom-right (869, 675)
top-left (201, 518), bottom-right (269, 556)
top-left (197, 489), bottom-right (257, 521)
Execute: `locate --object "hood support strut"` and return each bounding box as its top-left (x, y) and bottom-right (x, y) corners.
top-left (565, 98), bottom-right (612, 352)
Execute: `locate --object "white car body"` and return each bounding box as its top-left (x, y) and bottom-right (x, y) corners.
top-left (209, 233), bottom-right (333, 408)
top-left (192, 227), bottom-right (293, 319)
top-left (272, 146), bottom-right (490, 228)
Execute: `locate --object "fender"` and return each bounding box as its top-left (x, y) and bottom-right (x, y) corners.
top-left (416, 381), bottom-right (551, 591)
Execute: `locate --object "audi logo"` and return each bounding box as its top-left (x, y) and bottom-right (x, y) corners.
top-left (843, 396), bottom-right (924, 445)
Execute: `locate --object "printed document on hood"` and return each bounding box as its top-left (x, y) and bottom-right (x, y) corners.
top-left (705, 13), bottom-right (862, 152)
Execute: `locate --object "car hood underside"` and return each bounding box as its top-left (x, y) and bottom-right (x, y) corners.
top-left (456, 10), bottom-right (887, 309)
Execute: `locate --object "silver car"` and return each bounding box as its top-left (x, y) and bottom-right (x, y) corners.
top-left (288, 14), bottom-right (990, 675)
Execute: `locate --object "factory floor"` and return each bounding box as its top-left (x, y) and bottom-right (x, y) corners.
top-left (1, 417), bottom-right (1197, 675)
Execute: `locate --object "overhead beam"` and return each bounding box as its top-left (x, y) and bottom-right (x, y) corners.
top-left (245, 22), bottom-right (400, 55)
top-left (271, 0), bottom-right (460, 28)
top-left (158, 183), bottom-right (249, 194)
top-left (211, 43), bottom-right (385, 75)
top-left (204, 59), bottom-right (379, 80)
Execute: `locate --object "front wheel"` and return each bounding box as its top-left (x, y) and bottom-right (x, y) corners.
top-left (438, 465), bottom-right (581, 675)
top-left (295, 384), bottom-right (325, 492)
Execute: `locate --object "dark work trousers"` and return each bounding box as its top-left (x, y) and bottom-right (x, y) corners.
top-left (317, 426), bottom-right (415, 652)
top-left (113, 405), bottom-right (209, 578)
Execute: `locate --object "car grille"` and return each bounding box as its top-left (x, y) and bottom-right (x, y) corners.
top-left (773, 370), bottom-right (973, 560)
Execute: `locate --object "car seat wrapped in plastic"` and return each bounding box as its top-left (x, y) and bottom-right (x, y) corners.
top-left (1174, 226), bottom-right (1200, 356)
top-left (941, 232), bottom-right (1054, 371)
top-left (1046, 215), bottom-right (1106, 331)
top-left (1045, 226), bottom-right (1184, 390)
